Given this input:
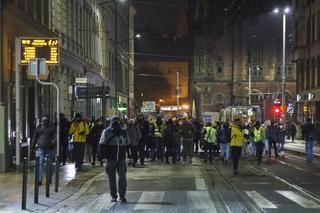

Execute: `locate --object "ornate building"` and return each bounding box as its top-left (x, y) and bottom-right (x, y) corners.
top-left (189, 0), bottom-right (296, 119)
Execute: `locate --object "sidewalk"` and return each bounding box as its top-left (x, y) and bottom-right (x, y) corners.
top-left (0, 163), bottom-right (104, 212)
top-left (284, 139), bottom-right (320, 158)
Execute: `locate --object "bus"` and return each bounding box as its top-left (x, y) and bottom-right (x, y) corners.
top-left (220, 105), bottom-right (262, 123)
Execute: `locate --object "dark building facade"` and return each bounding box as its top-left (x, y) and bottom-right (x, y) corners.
top-left (189, 0), bottom-right (296, 120)
top-left (293, 0), bottom-right (320, 124)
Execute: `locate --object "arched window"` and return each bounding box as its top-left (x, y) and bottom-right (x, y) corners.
top-left (215, 94), bottom-right (225, 111)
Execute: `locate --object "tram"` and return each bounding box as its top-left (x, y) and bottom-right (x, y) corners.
top-left (220, 105), bottom-right (262, 123)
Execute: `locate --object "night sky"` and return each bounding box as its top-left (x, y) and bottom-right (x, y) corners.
top-left (133, 0), bottom-right (188, 33)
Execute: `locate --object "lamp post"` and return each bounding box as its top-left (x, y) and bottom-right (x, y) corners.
top-left (274, 7), bottom-right (290, 123)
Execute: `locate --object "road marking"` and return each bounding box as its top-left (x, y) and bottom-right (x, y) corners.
top-left (195, 177), bottom-right (207, 190)
top-left (245, 191), bottom-right (277, 209)
top-left (80, 193), bottom-right (116, 212)
top-left (187, 191), bottom-right (217, 211)
top-left (252, 166), bottom-right (320, 204)
top-left (134, 191), bottom-right (165, 210)
top-left (276, 191), bottom-right (320, 208)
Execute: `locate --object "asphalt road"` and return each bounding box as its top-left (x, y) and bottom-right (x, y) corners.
top-left (44, 153), bottom-right (320, 213)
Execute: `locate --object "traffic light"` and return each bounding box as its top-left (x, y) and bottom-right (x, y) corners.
top-left (273, 100), bottom-right (282, 119)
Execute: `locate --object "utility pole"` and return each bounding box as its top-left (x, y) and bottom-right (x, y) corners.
top-left (15, 38), bottom-right (21, 167)
top-left (248, 66), bottom-right (251, 105)
top-left (114, 0), bottom-right (118, 115)
top-left (281, 13), bottom-right (286, 123)
top-left (176, 70), bottom-right (180, 115)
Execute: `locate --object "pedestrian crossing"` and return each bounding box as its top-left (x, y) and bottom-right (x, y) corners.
top-left (74, 189), bottom-right (320, 212)
top-left (76, 190), bottom-right (217, 212)
top-left (245, 190), bottom-right (320, 209)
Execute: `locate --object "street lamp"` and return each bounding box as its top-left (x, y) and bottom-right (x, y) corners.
top-left (273, 6), bottom-right (290, 123)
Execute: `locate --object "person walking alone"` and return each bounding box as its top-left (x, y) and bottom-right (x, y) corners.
top-left (230, 118), bottom-right (246, 175)
top-left (99, 116), bottom-right (130, 203)
top-left (253, 121), bottom-right (265, 165)
top-left (302, 118), bottom-right (318, 163)
top-left (32, 116), bottom-right (56, 185)
top-left (69, 113), bottom-right (89, 172)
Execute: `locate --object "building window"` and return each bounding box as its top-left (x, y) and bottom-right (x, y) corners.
top-left (215, 94), bottom-right (224, 111)
top-left (312, 58), bottom-right (316, 88)
top-left (177, 66), bottom-right (182, 73)
top-left (318, 10), bottom-right (320, 41)
top-left (216, 54), bottom-right (224, 73)
top-left (168, 66), bottom-right (172, 74)
top-left (312, 14), bottom-right (315, 42)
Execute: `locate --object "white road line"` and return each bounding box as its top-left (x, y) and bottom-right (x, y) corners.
top-left (245, 191), bottom-right (277, 209)
top-left (134, 191), bottom-right (165, 210)
top-left (276, 191), bottom-right (320, 208)
top-left (252, 166), bottom-right (320, 204)
top-left (80, 193), bottom-right (116, 212)
top-left (187, 191), bottom-right (217, 211)
top-left (195, 177), bottom-right (207, 190)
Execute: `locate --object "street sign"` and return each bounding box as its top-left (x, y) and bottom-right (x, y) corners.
top-left (75, 86), bottom-right (110, 99)
top-left (75, 78), bottom-right (88, 84)
top-left (142, 101), bottom-right (156, 112)
top-left (20, 38), bottom-right (59, 65)
top-left (28, 58), bottom-right (46, 75)
top-left (287, 106), bottom-right (294, 114)
top-left (27, 58), bottom-right (49, 80)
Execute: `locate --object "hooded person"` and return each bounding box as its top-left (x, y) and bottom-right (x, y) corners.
top-left (32, 116), bottom-right (56, 185)
top-left (99, 116), bottom-right (130, 203)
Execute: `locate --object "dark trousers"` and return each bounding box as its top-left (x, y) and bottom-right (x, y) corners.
top-left (231, 146), bottom-right (242, 171)
top-left (268, 139), bottom-right (278, 157)
top-left (73, 143), bottom-right (85, 169)
top-left (106, 160), bottom-right (127, 199)
top-left (131, 145), bottom-right (139, 164)
top-left (60, 142), bottom-right (68, 164)
top-left (213, 144), bottom-right (219, 157)
top-left (139, 142), bottom-right (145, 164)
top-left (193, 137), bottom-right (199, 154)
top-left (155, 137), bottom-right (164, 160)
top-left (255, 142), bottom-right (264, 163)
top-left (206, 143), bottom-right (214, 161)
top-left (165, 147), bottom-right (176, 162)
top-left (92, 144), bottom-right (98, 164)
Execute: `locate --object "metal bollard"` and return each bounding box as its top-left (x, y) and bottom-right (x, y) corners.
top-left (22, 157), bottom-right (28, 210)
top-left (45, 155), bottom-right (51, 198)
top-left (55, 155), bottom-right (60, 192)
top-left (34, 156), bottom-right (40, 203)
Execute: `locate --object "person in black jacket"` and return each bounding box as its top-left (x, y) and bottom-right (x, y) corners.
top-left (88, 118), bottom-right (104, 167)
top-left (163, 119), bottom-right (177, 164)
top-left (302, 118), bottom-right (318, 163)
top-left (266, 120), bottom-right (280, 158)
top-left (32, 116), bottom-right (56, 185)
top-left (192, 119), bottom-right (202, 156)
top-left (99, 116), bottom-right (130, 203)
top-left (136, 114), bottom-right (150, 165)
top-left (59, 113), bottom-right (70, 166)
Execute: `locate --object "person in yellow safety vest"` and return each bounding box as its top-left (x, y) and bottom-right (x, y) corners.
top-left (152, 115), bottom-right (165, 161)
top-left (230, 118), bottom-right (246, 175)
top-left (69, 113), bottom-right (90, 171)
top-left (253, 121), bottom-right (265, 165)
top-left (204, 122), bottom-right (217, 163)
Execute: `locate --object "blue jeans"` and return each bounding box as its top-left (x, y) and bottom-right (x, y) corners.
top-left (220, 143), bottom-right (230, 160)
top-left (36, 148), bottom-right (55, 182)
top-left (306, 140), bottom-right (316, 162)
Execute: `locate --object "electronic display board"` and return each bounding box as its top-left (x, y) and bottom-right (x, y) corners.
top-left (20, 38), bottom-right (59, 65)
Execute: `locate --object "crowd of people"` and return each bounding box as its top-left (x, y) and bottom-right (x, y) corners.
top-left (31, 112), bottom-right (318, 202)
